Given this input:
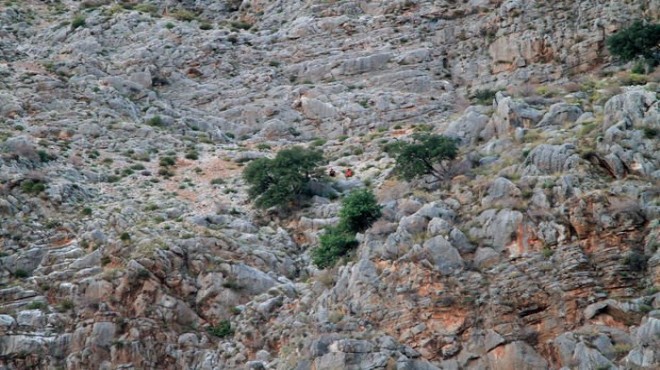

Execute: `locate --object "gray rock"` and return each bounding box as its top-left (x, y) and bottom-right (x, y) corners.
top-left (523, 144), bottom-right (580, 175)
top-left (537, 103), bottom-right (582, 127)
top-left (398, 215), bottom-right (429, 235)
top-left (444, 107), bottom-right (490, 144)
top-left (427, 217), bottom-right (452, 237)
top-left (422, 236), bottom-right (464, 275)
top-left (485, 341), bottom-right (549, 370)
top-left (634, 317), bottom-right (660, 347)
top-left (569, 342), bottom-right (614, 370)
top-left (474, 247), bottom-right (500, 270)
top-left (16, 309), bottom-right (46, 329)
top-left (604, 89), bottom-right (656, 130)
top-left (340, 53), bottom-right (392, 75)
top-left (0, 314), bottom-right (16, 330)
top-left (329, 339), bottom-right (374, 353)
top-left (486, 93), bottom-right (543, 140)
top-left (481, 177), bottom-right (521, 208)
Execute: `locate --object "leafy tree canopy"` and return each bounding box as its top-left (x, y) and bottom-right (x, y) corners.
top-left (606, 20), bottom-right (660, 62)
top-left (391, 133), bottom-right (459, 182)
top-left (243, 146), bottom-right (325, 208)
top-left (339, 188), bottom-right (382, 233)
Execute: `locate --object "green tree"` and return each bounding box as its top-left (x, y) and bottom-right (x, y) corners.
top-left (339, 188), bottom-right (382, 233)
top-left (392, 133), bottom-right (459, 182)
top-left (606, 20), bottom-right (660, 63)
top-left (311, 226), bottom-right (358, 269)
top-left (243, 146), bottom-right (325, 208)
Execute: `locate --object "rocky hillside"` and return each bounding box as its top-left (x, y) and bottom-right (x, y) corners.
top-left (0, 0), bottom-right (659, 369)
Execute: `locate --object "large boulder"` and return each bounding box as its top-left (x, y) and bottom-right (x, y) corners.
top-left (523, 144), bottom-right (580, 175)
top-left (484, 93), bottom-right (543, 140)
top-left (537, 103), bottom-right (582, 127)
top-left (603, 89), bottom-right (656, 130)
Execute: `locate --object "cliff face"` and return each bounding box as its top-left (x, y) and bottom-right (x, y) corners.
top-left (0, 1), bottom-right (659, 369)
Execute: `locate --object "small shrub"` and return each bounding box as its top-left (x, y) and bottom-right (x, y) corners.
top-left (38, 150), bottom-right (55, 162)
top-left (21, 180), bottom-right (46, 194)
top-left (81, 207), bottom-right (92, 216)
top-left (13, 269), bottom-right (30, 278)
top-left (310, 138), bottom-right (327, 147)
top-left (210, 178), bottom-right (224, 185)
top-left (185, 150), bottom-right (199, 160)
top-left (172, 9), bottom-right (196, 21)
top-left (120, 232), bottom-right (131, 241)
top-left (312, 226), bottom-right (358, 269)
top-left (159, 156), bottom-right (176, 167)
top-left (71, 15), bottom-right (86, 30)
top-left (136, 269), bottom-right (150, 279)
top-left (165, 22), bottom-right (175, 29)
top-left (58, 299), bottom-right (75, 311)
top-left (643, 126), bottom-right (658, 139)
top-left (471, 89), bottom-right (497, 105)
top-left (199, 22), bottom-right (213, 30)
top-left (256, 143), bottom-right (271, 151)
top-left (26, 301), bottom-right (46, 310)
top-left (230, 21), bottom-right (252, 30)
top-left (624, 250), bottom-right (648, 272)
top-left (542, 246), bottom-right (554, 259)
top-left (631, 61), bottom-right (646, 74)
top-left (207, 319), bottom-right (234, 338)
top-left (146, 116), bottom-right (163, 127)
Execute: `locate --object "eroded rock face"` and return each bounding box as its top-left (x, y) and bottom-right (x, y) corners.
top-left (0, 1), bottom-right (658, 370)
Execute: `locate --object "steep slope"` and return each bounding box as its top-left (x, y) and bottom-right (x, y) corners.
top-left (0, 1), bottom-right (658, 369)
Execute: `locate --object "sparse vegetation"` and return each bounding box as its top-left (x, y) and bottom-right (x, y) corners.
top-left (21, 179), bottom-right (46, 194)
top-left (71, 15), bottom-right (86, 30)
top-left (13, 269), bottom-right (30, 278)
top-left (471, 89), bottom-right (498, 105)
top-left (207, 320), bottom-right (234, 338)
top-left (146, 116), bottom-right (163, 127)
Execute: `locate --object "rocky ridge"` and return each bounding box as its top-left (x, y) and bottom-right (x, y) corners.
top-left (0, 1), bottom-right (659, 369)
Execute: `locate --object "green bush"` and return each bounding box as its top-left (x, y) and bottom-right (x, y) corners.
top-left (243, 146), bottom-right (326, 208)
top-left (624, 250), bottom-right (648, 272)
top-left (312, 226), bottom-right (359, 269)
top-left (606, 20), bottom-right (660, 63)
top-left (13, 269), bottom-right (29, 278)
top-left (26, 301), bottom-right (46, 310)
top-left (392, 133), bottom-right (459, 183)
top-left (159, 156), bottom-right (176, 167)
top-left (643, 126), bottom-right (658, 139)
top-left (339, 189), bottom-right (382, 233)
top-left (207, 319), bottom-right (234, 338)
top-left (146, 116), bottom-right (163, 127)
top-left (471, 89), bottom-right (498, 105)
top-left (172, 9), bottom-right (196, 21)
top-left (58, 299), bottom-right (74, 311)
top-left (71, 15), bottom-right (86, 30)
top-left (21, 180), bottom-right (46, 194)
